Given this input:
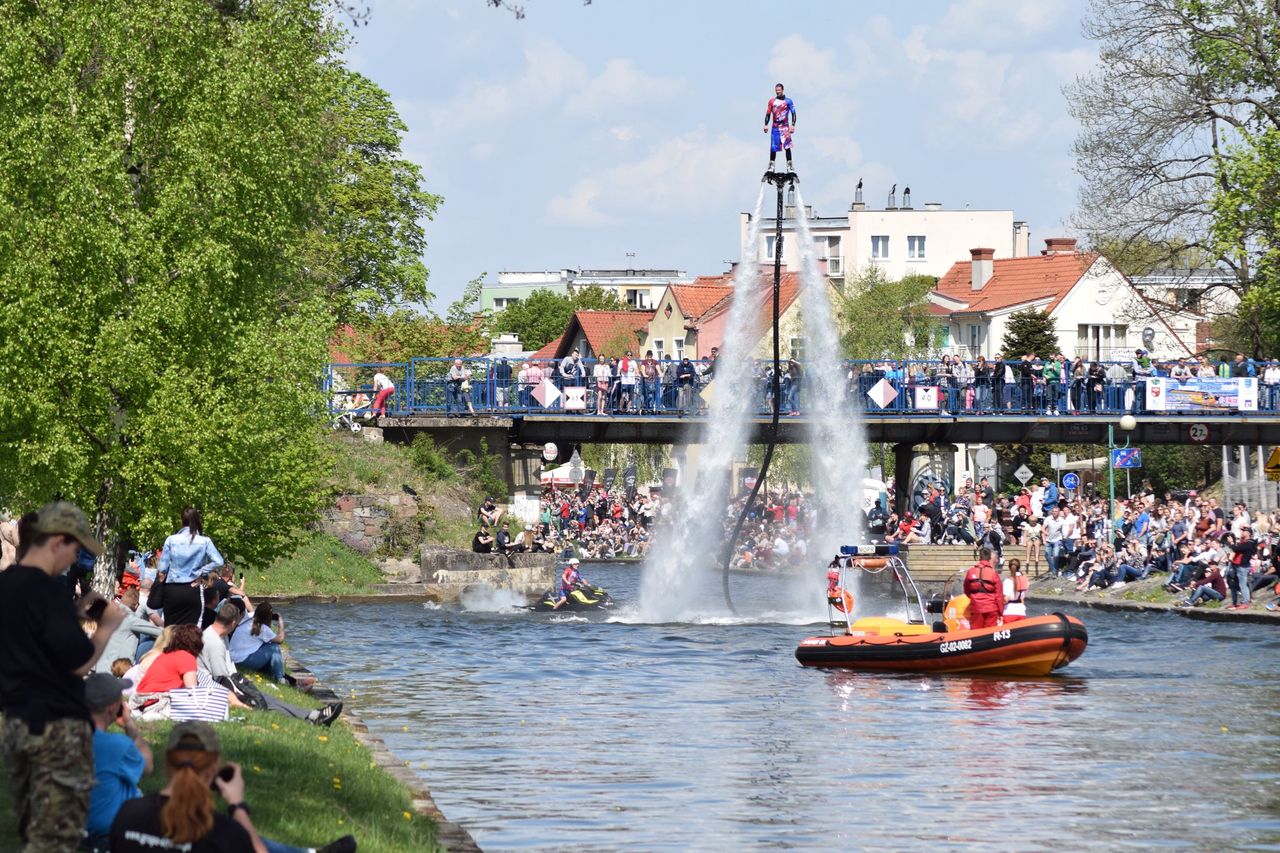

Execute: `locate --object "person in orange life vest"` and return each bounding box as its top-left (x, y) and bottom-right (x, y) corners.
top-left (825, 564), bottom-right (853, 613)
top-left (1001, 557), bottom-right (1029, 623)
top-left (963, 547), bottom-right (1005, 629)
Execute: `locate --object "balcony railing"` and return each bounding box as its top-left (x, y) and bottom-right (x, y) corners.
top-left (325, 357), bottom-right (1280, 419)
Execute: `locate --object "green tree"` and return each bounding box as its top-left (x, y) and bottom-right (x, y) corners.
top-left (746, 445), bottom-right (811, 490)
top-left (1068, 0), bottom-right (1280, 356)
top-left (1001, 309), bottom-right (1060, 358)
top-left (579, 444), bottom-right (671, 487)
top-left (0, 1), bottom-right (343, 577)
top-left (492, 285), bottom-right (626, 351)
top-left (304, 69), bottom-right (441, 325)
top-left (836, 268), bottom-right (938, 359)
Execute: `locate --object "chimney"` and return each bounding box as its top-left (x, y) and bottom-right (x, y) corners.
top-left (1042, 237), bottom-right (1077, 255)
top-left (1013, 221), bottom-right (1030, 257)
top-left (970, 248), bottom-right (995, 291)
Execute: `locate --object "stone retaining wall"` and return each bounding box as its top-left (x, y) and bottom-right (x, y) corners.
top-left (418, 545), bottom-right (556, 602)
top-left (322, 493), bottom-right (420, 555)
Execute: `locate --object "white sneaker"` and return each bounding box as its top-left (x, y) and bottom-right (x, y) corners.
top-left (1113, 581), bottom-right (1126, 588)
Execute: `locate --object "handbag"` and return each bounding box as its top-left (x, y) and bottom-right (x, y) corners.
top-left (169, 686), bottom-right (229, 722)
top-left (215, 673), bottom-right (269, 711)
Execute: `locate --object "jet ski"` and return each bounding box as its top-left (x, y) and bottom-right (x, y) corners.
top-left (529, 581), bottom-right (615, 612)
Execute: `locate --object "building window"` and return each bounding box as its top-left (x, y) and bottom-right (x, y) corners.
top-left (968, 324), bottom-right (981, 354)
top-left (765, 235), bottom-right (777, 260)
top-left (789, 337), bottom-right (806, 361)
top-left (626, 288), bottom-right (651, 309)
top-left (871, 235), bottom-right (890, 259)
top-left (493, 297), bottom-right (521, 310)
top-left (674, 338), bottom-right (685, 359)
top-left (1076, 324), bottom-right (1128, 361)
top-left (907, 235), bottom-right (926, 259)
top-left (653, 339), bottom-right (664, 358)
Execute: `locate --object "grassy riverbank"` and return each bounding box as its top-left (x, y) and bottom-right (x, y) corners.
top-left (0, 683), bottom-right (440, 852)
top-left (249, 531), bottom-right (385, 597)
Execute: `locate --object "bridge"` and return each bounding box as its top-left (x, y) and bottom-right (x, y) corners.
top-left (330, 358), bottom-right (1280, 508)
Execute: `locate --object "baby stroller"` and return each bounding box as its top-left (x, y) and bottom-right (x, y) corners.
top-left (330, 392), bottom-right (370, 433)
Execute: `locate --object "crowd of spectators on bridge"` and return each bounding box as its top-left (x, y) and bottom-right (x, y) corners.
top-left (472, 486), bottom-right (662, 562)
top-left (0, 502), bottom-right (354, 852)
top-left (336, 349), bottom-right (1280, 419)
top-left (890, 475), bottom-right (1280, 610)
top-left (846, 350), bottom-right (1279, 415)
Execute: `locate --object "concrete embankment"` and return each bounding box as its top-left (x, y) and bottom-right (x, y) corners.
top-left (1027, 578), bottom-right (1280, 625)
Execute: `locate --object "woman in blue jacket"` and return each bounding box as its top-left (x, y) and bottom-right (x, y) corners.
top-left (148, 507), bottom-right (224, 628)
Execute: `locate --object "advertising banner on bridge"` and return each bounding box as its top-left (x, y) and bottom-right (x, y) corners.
top-left (1145, 377), bottom-right (1258, 413)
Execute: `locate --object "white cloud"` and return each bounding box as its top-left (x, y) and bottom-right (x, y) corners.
top-left (565, 59), bottom-right (685, 118)
top-left (547, 131), bottom-right (759, 226)
top-left (933, 0), bottom-right (1074, 46)
top-left (610, 126), bottom-right (638, 143)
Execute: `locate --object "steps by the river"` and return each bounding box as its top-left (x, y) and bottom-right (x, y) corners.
top-left (898, 544), bottom-right (979, 589)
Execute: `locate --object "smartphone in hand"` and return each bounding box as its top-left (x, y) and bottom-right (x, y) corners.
top-left (210, 765), bottom-right (235, 791)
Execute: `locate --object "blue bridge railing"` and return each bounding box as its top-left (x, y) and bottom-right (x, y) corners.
top-left (323, 357), bottom-right (1280, 419)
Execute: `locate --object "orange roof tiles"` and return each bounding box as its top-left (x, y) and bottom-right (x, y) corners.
top-left (669, 283), bottom-right (734, 321)
top-left (933, 252), bottom-right (1098, 315)
top-left (573, 310), bottom-right (655, 356)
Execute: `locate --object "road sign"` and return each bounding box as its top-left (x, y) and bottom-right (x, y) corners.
top-left (1188, 423), bottom-right (1209, 444)
top-left (975, 447), bottom-right (998, 468)
top-left (867, 378), bottom-right (898, 409)
top-left (1062, 472), bottom-right (1081, 490)
top-left (1111, 447), bottom-right (1142, 469)
top-left (1050, 452), bottom-right (1067, 470)
top-left (1266, 446), bottom-right (1280, 475)
top-left (1014, 464), bottom-right (1034, 485)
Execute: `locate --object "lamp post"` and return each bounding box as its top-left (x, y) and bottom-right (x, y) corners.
top-left (1108, 415), bottom-right (1138, 537)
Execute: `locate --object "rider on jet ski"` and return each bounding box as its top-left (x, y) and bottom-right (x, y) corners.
top-left (551, 557), bottom-right (586, 610)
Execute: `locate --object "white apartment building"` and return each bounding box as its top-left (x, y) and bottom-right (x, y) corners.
top-left (739, 186), bottom-right (1030, 284)
top-left (481, 267), bottom-right (692, 313)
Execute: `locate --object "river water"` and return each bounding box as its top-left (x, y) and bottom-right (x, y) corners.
top-left (284, 564), bottom-right (1280, 851)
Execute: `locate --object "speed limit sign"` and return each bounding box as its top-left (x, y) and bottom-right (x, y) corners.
top-left (1188, 423), bottom-right (1209, 444)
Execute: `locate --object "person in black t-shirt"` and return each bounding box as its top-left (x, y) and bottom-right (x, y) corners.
top-left (0, 502), bottom-right (123, 851)
top-left (471, 524), bottom-right (495, 554)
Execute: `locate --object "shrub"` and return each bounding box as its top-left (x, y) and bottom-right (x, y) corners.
top-left (409, 434), bottom-right (454, 483)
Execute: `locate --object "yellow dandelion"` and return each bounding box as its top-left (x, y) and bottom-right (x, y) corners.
top-left (318, 735), bottom-right (329, 743)
top-left (271, 723), bottom-right (280, 730)
top-left (403, 811), bottom-right (413, 821)
top-left (253, 766), bottom-right (261, 774)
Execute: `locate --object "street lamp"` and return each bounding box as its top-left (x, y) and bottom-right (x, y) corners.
top-left (1108, 414), bottom-right (1138, 537)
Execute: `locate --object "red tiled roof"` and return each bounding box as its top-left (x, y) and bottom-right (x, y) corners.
top-left (575, 310), bottom-right (655, 356)
top-left (692, 271), bottom-right (802, 336)
top-left (669, 283), bottom-right (734, 321)
top-left (933, 252), bottom-right (1098, 314)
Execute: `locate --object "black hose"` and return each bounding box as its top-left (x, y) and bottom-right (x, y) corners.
top-left (721, 172), bottom-right (790, 614)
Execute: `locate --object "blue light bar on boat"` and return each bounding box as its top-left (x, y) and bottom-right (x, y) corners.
top-left (839, 543), bottom-right (899, 556)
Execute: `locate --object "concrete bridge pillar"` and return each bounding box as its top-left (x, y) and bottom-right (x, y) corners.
top-left (893, 443), bottom-right (959, 515)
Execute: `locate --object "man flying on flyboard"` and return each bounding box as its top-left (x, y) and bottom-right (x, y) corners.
top-left (763, 82), bottom-right (796, 173)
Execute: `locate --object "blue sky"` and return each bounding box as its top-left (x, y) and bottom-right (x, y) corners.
top-left (346, 0), bottom-right (1095, 312)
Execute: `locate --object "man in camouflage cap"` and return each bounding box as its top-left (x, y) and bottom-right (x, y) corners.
top-left (0, 501), bottom-right (123, 851)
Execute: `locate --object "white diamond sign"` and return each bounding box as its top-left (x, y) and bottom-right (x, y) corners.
top-left (1014, 464), bottom-right (1034, 485)
top-left (532, 378), bottom-right (561, 408)
top-left (867, 378), bottom-right (898, 409)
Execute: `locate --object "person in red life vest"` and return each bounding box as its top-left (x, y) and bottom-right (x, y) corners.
top-left (963, 547), bottom-right (1005, 629)
top-left (825, 564), bottom-right (854, 614)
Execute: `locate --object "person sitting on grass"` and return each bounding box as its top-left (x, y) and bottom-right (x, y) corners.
top-left (84, 673), bottom-right (154, 848)
top-left (108, 721), bottom-right (357, 853)
top-left (228, 602), bottom-right (288, 682)
top-left (134, 624), bottom-right (205, 695)
top-left (200, 602), bottom-right (341, 727)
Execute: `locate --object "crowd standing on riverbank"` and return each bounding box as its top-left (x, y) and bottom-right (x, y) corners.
top-left (902, 477), bottom-right (1280, 610)
top-left (472, 486), bottom-right (661, 561)
top-left (0, 501), bottom-right (356, 852)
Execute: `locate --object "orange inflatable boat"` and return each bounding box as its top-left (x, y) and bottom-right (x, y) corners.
top-left (796, 545), bottom-right (1088, 677)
